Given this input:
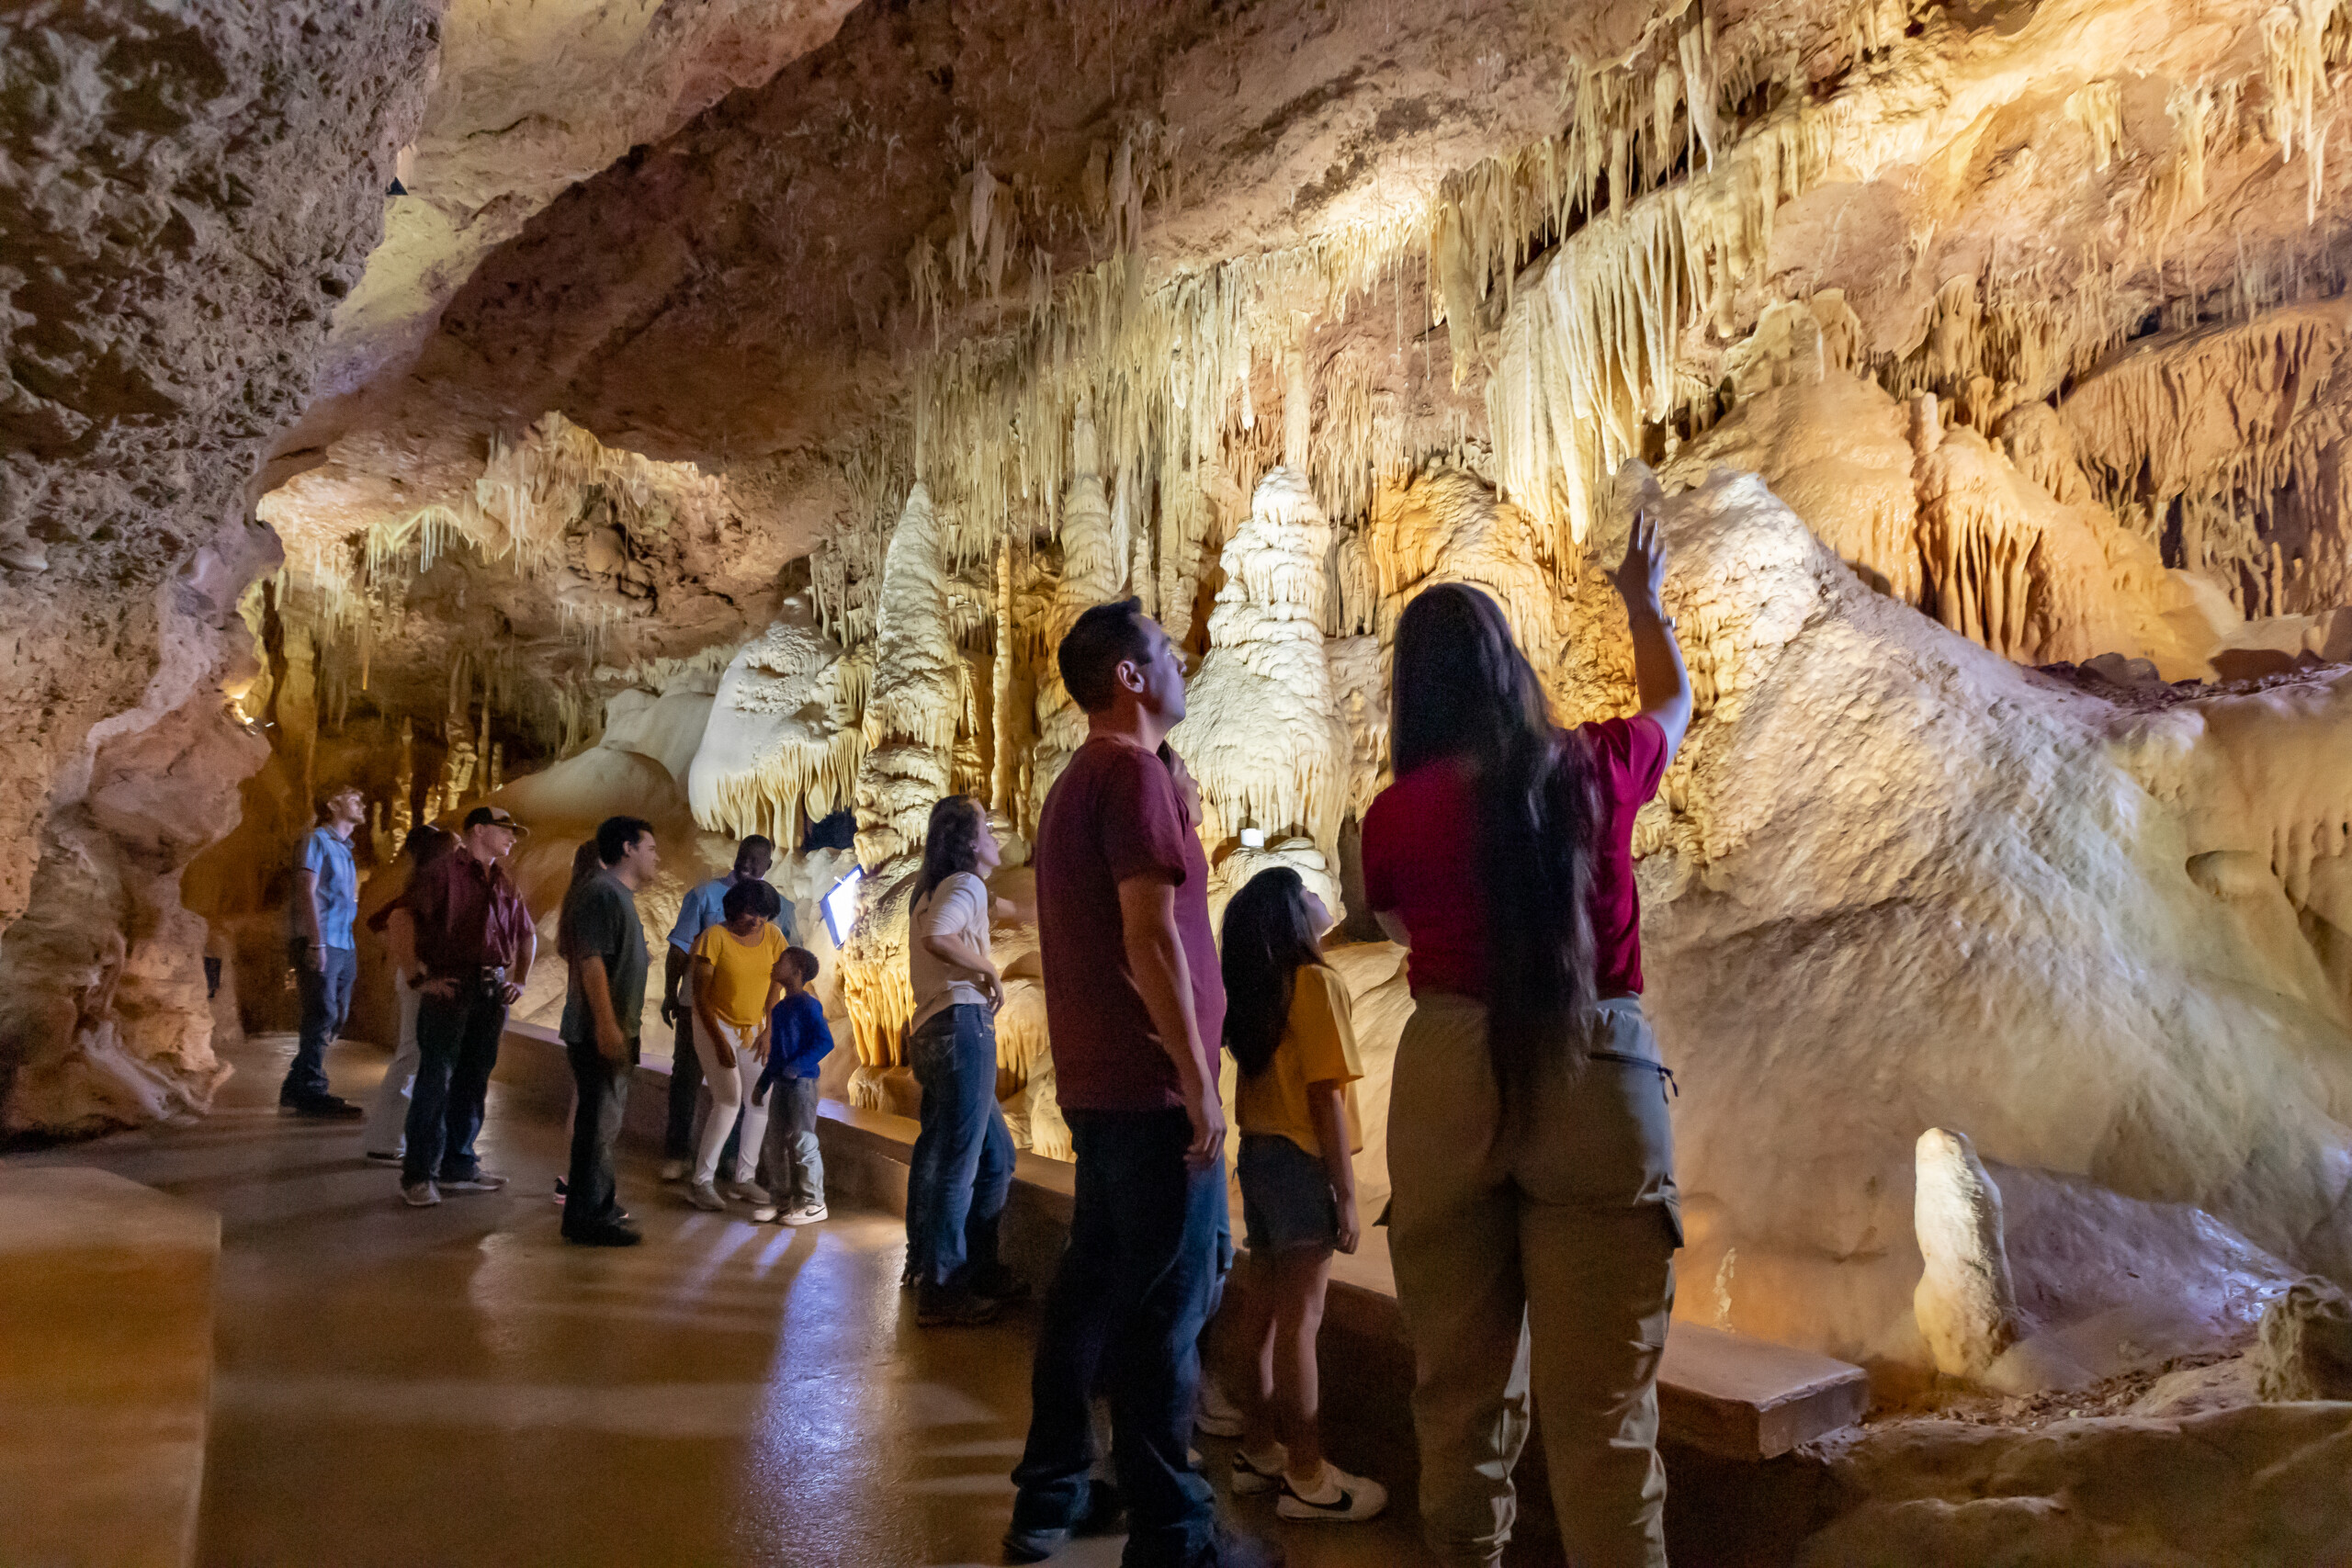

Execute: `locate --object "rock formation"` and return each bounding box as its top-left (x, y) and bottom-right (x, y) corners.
top-left (1913, 1128), bottom-right (2023, 1381)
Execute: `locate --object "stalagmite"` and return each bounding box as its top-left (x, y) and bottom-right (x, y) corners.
top-left (1170, 468), bottom-right (1351, 865)
top-left (1914, 1127), bottom-right (2023, 1380)
top-left (853, 482), bottom-right (959, 868)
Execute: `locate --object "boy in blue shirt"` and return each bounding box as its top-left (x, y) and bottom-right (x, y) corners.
top-left (752, 948), bottom-right (832, 1224)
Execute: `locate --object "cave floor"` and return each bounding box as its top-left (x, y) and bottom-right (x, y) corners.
top-left (7, 1031), bottom-right (1432, 1568)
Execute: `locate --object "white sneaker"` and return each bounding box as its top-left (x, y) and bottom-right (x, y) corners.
top-left (685, 1181), bottom-right (726, 1212)
top-left (1276, 1462), bottom-right (1388, 1523)
top-left (1231, 1444), bottom-right (1285, 1495)
top-left (660, 1159), bottom-right (688, 1182)
top-left (780, 1202), bottom-right (828, 1226)
top-left (751, 1203), bottom-right (780, 1223)
top-left (1195, 1372), bottom-right (1246, 1438)
top-left (401, 1180), bottom-right (440, 1208)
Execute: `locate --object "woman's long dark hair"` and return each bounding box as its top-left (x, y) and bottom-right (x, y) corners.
top-left (911, 795), bottom-right (985, 908)
top-left (1219, 866), bottom-right (1329, 1078)
top-left (1391, 583), bottom-right (1600, 1097)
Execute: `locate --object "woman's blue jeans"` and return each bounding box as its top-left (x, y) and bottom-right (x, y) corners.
top-left (906, 1003), bottom-right (1013, 1291)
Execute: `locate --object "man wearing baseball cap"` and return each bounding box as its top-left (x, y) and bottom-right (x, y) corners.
top-left (399, 805), bottom-right (536, 1208)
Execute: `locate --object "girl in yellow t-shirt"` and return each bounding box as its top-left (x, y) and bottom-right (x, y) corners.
top-left (1216, 867), bottom-right (1387, 1524)
top-left (686, 878), bottom-right (787, 1211)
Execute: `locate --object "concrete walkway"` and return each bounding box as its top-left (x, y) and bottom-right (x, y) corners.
top-left (7, 1032), bottom-right (1433, 1567)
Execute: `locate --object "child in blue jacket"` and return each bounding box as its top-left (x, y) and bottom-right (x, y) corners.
top-left (752, 947), bottom-right (832, 1224)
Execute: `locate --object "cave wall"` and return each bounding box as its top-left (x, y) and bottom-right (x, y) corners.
top-left (0, 1), bottom-right (440, 1129)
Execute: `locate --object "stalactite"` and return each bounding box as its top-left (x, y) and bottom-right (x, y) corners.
top-left (689, 592), bottom-right (865, 848)
top-left (2065, 82), bottom-right (2124, 175)
top-left (989, 536), bottom-right (1018, 814)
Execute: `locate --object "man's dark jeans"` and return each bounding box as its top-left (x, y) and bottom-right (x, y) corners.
top-left (663, 1006), bottom-right (702, 1160)
top-left (662, 1005), bottom-right (740, 1170)
top-left (281, 942), bottom-right (356, 1103)
top-left (1011, 1108), bottom-right (1222, 1567)
top-left (403, 989), bottom-right (505, 1185)
top-left (563, 1037), bottom-right (632, 1233)
top-left (907, 1004), bottom-right (1013, 1290)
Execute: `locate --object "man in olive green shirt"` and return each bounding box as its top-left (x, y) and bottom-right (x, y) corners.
top-left (560, 815), bottom-right (658, 1246)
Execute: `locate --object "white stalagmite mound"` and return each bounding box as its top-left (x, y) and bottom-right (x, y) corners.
top-left (854, 481), bottom-right (959, 867)
top-left (1170, 466), bottom-right (1350, 861)
top-left (1599, 465), bottom-right (2352, 1368)
top-left (688, 591), bottom-right (863, 848)
top-left (1914, 1127), bottom-right (2022, 1380)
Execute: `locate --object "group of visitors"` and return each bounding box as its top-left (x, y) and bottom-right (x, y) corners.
top-left (543, 818), bottom-right (831, 1246)
top-left (982, 510), bottom-right (1690, 1568)
top-left (288, 797), bottom-right (537, 1208)
top-left (280, 502), bottom-right (1689, 1567)
top-left (286, 786), bottom-right (831, 1245)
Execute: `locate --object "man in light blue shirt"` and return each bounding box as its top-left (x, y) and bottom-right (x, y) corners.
top-left (658, 835), bottom-right (788, 1178)
top-left (283, 784), bottom-right (367, 1117)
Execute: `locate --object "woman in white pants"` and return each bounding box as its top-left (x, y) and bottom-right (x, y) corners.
top-left (686, 877), bottom-right (788, 1212)
top-left (363, 826), bottom-right (456, 1162)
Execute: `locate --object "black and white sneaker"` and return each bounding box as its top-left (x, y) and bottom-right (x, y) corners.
top-left (1275, 1462), bottom-right (1387, 1523)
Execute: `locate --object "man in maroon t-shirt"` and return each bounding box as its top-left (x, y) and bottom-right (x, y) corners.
top-left (399, 805), bottom-right (536, 1208)
top-left (1007, 599), bottom-right (1272, 1568)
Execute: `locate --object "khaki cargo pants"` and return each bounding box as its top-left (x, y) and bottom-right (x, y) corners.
top-left (1387, 993), bottom-right (1680, 1568)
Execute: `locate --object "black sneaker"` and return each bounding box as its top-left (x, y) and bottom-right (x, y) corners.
top-left (363, 1149), bottom-right (403, 1166)
top-left (967, 1262), bottom-right (1031, 1303)
top-left (282, 1095), bottom-right (364, 1119)
top-left (564, 1223), bottom-right (643, 1247)
top-left (916, 1286), bottom-right (1001, 1327)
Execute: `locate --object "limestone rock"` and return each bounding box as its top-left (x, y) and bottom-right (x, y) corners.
top-left (2254, 1278), bottom-right (2352, 1402)
top-left (1796, 1403), bottom-right (2352, 1567)
top-left (1914, 1127), bottom-right (2022, 1381)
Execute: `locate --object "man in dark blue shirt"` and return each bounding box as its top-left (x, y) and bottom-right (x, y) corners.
top-left (751, 947), bottom-right (832, 1225)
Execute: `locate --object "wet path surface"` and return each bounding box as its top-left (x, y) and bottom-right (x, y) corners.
top-left (10, 1032), bottom-right (1432, 1566)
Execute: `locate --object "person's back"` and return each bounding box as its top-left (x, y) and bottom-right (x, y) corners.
top-left (1221, 869), bottom-right (1386, 1523)
top-left (1362, 525), bottom-right (1691, 1568)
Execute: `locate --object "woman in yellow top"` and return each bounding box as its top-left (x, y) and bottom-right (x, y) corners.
top-left (686, 878), bottom-right (788, 1212)
top-left (1216, 867), bottom-right (1388, 1524)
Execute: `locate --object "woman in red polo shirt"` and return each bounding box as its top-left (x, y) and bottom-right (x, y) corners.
top-left (1360, 514), bottom-right (1691, 1568)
